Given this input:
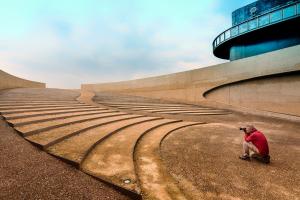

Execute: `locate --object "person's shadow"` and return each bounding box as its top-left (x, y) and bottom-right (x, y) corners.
top-left (251, 153), bottom-right (271, 164)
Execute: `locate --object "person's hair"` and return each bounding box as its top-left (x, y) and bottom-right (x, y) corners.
top-left (246, 125), bottom-right (257, 132)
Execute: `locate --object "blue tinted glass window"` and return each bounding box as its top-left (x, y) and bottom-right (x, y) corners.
top-left (298, 4), bottom-right (300, 15)
top-left (225, 30), bottom-right (230, 40)
top-left (248, 19), bottom-right (257, 30)
top-left (231, 27), bottom-right (239, 37)
top-left (270, 10), bottom-right (282, 23)
top-left (283, 5), bottom-right (296, 18)
top-left (220, 33), bottom-right (224, 42)
top-left (216, 37), bottom-right (220, 45)
top-left (259, 15), bottom-right (269, 26)
top-left (239, 23), bottom-right (248, 33)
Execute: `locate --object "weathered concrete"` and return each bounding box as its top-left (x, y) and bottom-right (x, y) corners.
top-left (82, 45), bottom-right (300, 119)
top-left (26, 113), bottom-right (135, 147)
top-left (161, 122), bottom-right (300, 200)
top-left (7, 109), bottom-right (109, 126)
top-left (0, 88), bottom-right (212, 199)
top-left (205, 72), bottom-right (300, 116)
top-left (0, 70), bottom-right (45, 90)
top-left (0, 117), bottom-right (134, 200)
top-left (81, 118), bottom-right (178, 193)
top-left (46, 116), bottom-right (154, 164)
top-left (135, 122), bottom-right (203, 200)
top-left (1, 89), bottom-right (299, 199)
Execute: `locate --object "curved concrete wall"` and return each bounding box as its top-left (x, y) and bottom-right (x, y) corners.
top-left (204, 72), bottom-right (300, 116)
top-left (82, 45), bottom-right (300, 118)
top-left (0, 69), bottom-right (45, 90)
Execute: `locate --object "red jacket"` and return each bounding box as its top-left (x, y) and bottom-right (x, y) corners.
top-left (244, 130), bottom-right (269, 156)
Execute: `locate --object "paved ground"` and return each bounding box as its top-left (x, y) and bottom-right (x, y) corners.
top-left (0, 88), bottom-right (299, 200)
top-left (161, 118), bottom-right (300, 200)
top-left (0, 117), bottom-right (135, 200)
top-left (0, 88), bottom-right (136, 199)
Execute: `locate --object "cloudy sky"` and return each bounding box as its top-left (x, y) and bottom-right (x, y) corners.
top-left (0, 0), bottom-right (253, 89)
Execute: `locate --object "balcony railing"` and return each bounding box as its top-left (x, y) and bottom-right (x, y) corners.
top-left (213, 1), bottom-right (300, 50)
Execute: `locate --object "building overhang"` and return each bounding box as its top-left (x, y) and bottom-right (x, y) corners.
top-left (213, 1), bottom-right (300, 60)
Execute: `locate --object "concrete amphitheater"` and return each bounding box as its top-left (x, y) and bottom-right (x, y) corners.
top-left (1, 44), bottom-right (300, 200)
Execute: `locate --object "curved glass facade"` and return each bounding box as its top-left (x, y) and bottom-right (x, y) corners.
top-left (213, 2), bottom-right (300, 51)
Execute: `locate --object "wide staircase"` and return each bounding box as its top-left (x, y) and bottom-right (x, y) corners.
top-left (0, 88), bottom-right (230, 200)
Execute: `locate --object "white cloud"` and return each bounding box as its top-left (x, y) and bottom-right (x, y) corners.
top-left (0, 0), bottom-right (235, 89)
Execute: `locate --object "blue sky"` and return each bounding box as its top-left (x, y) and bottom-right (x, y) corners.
top-left (0, 0), bottom-right (253, 88)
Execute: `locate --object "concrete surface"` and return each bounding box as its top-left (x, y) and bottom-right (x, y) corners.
top-left (0, 88), bottom-right (299, 199)
top-left (0, 113), bottom-right (134, 200)
top-left (0, 70), bottom-right (45, 90)
top-left (161, 122), bottom-right (300, 200)
top-left (0, 88), bottom-right (218, 199)
top-left (82, 45), bottom-right (300, 119)
top-left (205, 72), bottom-right (300, 116)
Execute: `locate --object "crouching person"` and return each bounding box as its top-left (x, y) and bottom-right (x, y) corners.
top-left (239, 125), bottom-right (270, 164)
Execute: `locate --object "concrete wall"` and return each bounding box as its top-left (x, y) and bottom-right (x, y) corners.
top-left (205, 72), bottom-right (300, 116)
top-left (0, 69), bottom-right (45, 90)
top-left (82, 45), bottom-right (300, 117)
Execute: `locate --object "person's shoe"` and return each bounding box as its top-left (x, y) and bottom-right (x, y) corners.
top-left (239, 154), bottom-right (250, 161)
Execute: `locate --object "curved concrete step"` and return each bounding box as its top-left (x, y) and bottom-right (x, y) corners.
top-left (104, 105), bottom-right (229, 115)
top-left (3, 107), bottom-right (107, 120)
top-left (9, 109), bottom-right (112, 127)
top-left (109, 106), bottom-right (194, 111)
top-left (25, 114), bottom-right (142, 148)
top-left (151, 108), bottom-right (224, 113)
top-left (134, 122), bottom-right (204, 200)
top-left (46, 116), bottom-right (161, 165)
top-left (118, 107), bottom-right (221, 112)
top-left (154, 110), bottom-right (230, 115)
top-left (81, 118), bottom-right (180, 194)
top-left (97, 102), bottom-right (192, 107)
top-left (0, 102), bottom-right (84, 107)
top-left (173, 112), bottom-right (231, 116)
top-left (15, 112), bottom-right (131, 136)
top-left (0, 105), bottom-right (96, 115)
top-left (0, 104), bottom-right (88, 110)
top-left (98, 103), bottom-right (220, 111)
top-left (0, 100), bottom-right (79, 103)
top-left (104, 105), bottom-right (194, 109)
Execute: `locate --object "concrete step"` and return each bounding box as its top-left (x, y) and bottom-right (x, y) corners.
top-left (3, 107), bottom-right (107, 120)
top-left (0, 102), bottom-right (84, 107)
top-left (46, 116), bottom-right (161, 165)
top-left (173, 112), bottom-right (231, 115)
top-left (8, 109), bottom-right (112, 127)
top-left (117, 107), bottom-right (221, 112)
top-left (151, 108), bottom-right (223, 112)
top-left (81, 118), bottom-right (179, 194)
top-left (134, 121), bottom-right (204, 200)
top-left (96, 102), bottom-right (192, 107)
top-left (15, 112), bottom-right (130, 136)
top-left (25, 114), bottom-right (141, 148)
top-left (0, 105), bottom-right (96, 115)
top-left (110, 106), bottom-right (197, 110)
top-left (0, 100), bottom-right (79, 103)
top-left (154, 110), bottom-right (231, 115)
top-left (104, 105), bottom-right (196, 109)
top-left (0, 104), bottom-right (93, 110)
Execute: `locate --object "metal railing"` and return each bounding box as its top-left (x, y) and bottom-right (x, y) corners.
top-left (213, 1), bottom-right (300, 50)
